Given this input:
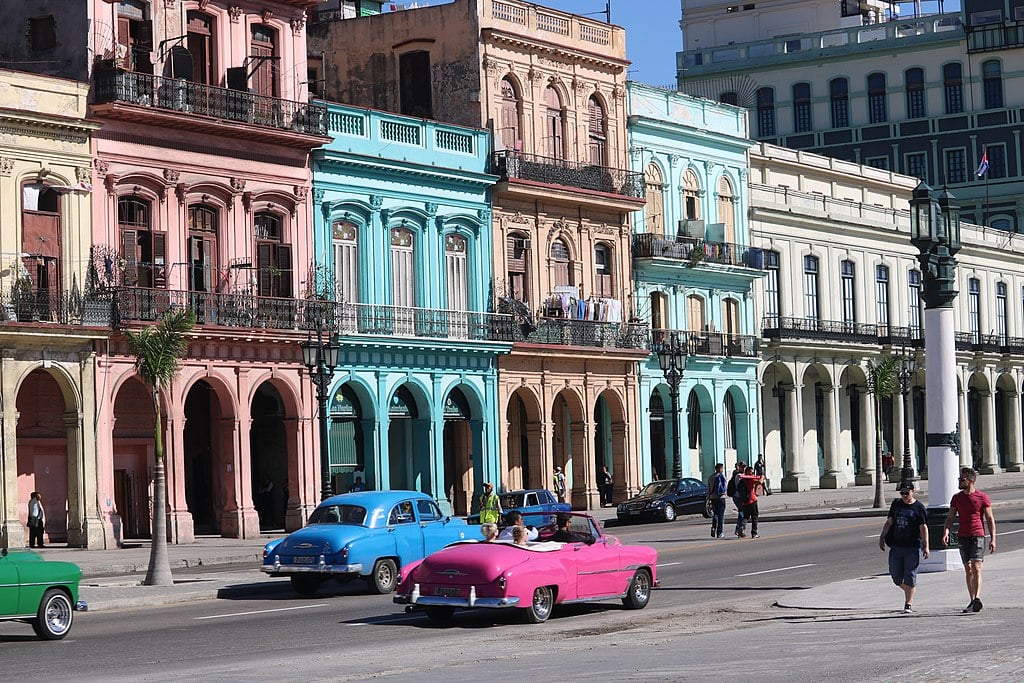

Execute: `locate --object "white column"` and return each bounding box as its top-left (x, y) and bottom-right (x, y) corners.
top-left (781, 383), bottom-right (810, 491)
top-left (855, 388), bottom-right (876, 486)
top-left (819, 385), bottom-right (846, 488)
top-left (979, 389), bottom-right (1001, 474)
top-left (1006, 390), bottom-right (1024, 472)
top-left (957, 383), bottom-right (971, 468)
top-left (891, 386), bottom-right (905, 483)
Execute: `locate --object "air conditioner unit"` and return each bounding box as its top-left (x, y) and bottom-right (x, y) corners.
top-left (679, 219), bottom-right (705, 239)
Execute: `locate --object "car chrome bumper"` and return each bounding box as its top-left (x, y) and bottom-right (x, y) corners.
top-left (260, 561), bottom-right (363, 576)
top-left (394, 585), bottom-right (519, 609)
top-left (75, 600), bottom-right (88, 612)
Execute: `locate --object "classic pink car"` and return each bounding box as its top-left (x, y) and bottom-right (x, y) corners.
top-left (393, 512), bottom-right (657, 623)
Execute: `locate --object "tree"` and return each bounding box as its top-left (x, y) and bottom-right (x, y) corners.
top-left (866, 355), bottom-right (900, 509)
top-left (124, 309), bottom-right (195, 586)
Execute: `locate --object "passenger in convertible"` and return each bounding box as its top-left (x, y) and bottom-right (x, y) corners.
top-left (497, 510), bottom-right (539, 542)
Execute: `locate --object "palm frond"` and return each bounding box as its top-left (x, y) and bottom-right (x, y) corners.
top-left (124, 309), bottom-right (195, 390)
top-left (866, 355), bottom-right (901, 398)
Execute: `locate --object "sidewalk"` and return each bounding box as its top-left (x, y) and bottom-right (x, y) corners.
top-left (33, 470), bottom-right (1024, 612)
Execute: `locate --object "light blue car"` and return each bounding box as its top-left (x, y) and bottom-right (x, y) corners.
top-left (261, 490), bottom-right (473, 595)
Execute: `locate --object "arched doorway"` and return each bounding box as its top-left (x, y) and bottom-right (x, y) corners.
top-left (551, 390), bottom-right (585, 509)
top-left (723, 385), bottom-right (751, 471)
top-left (760, 361), bottom-right (794, 480)
top-left (506, 389), bottom-right (542, 490)
top-left (839, 364), bottom-right (868, 480)
top-left (686, 385), bottom-right (715, 478)
top-left (111, 377), bottom-right (154, 540)
top-left (442, 387), bottom-right (473, 516)
top-left (250, 382), bottom-right (286, 531)
top-left (648, 390), bottom-right (666, 481)
top-left (16, 369), bottom-right (70, 545)
top-left (184, 380), bottom-right (221, 535)
top-left (388, 385), bottom-right (429, 491)
top-left (995, 373), bottom-right (1014, 470)
top-left (594, 389), bottom-right (627, 503)
top-left (328, 383), bottom-right (366, 497)
top-left (966, 373), bottom-right (989, 470)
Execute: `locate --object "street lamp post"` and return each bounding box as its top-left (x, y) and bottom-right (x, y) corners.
top-left (910, 181), bottom-right (961, 571)
top-left (897, 344), bottom-right (918, 491)
top-left (301, 318), bottom-right (341, 501)
top-left (655, 331), bottom-right (686, 479)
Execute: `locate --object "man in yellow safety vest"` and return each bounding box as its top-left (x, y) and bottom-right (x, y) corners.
top-left (479, 482), bottom-right (502, 524)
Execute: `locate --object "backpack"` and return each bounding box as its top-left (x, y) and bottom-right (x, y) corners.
top-left (737, 478), bottom-right (751, 504)
top-left (727, 474), bottom-right (737, 498)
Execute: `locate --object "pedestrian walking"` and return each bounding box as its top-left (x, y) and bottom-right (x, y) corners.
top-left (707, 463), bottom-right (727, 539)
top-left (728, 462), bottom-right (746, 536)
top-left (942, 467), bottom-right (996, 613)
top-left (598, 466), bottom-right (614, 507)
top-left (735, 467), bottom-right (764, 538)
top-left (755, 454), bottom-right (771, 495)
top-left (478, 482), bottom-right (502, 524)
top-left (553, 466), bottom-right (567, 504)
top-left (27, 491), bottom-right (45, 548)
top-left (879, 481), bottom-right (930, 613)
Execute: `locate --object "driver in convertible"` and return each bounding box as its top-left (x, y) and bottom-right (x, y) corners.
top-left (551, 513), bottom-right (576, 543)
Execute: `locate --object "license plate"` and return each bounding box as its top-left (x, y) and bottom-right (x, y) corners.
top-left (292, 556), bottom-right (315, 564)
top-left (433, 586), bottom-right (463, 597)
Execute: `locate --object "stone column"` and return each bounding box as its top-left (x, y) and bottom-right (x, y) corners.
top-left (856, 389), bottom-right (876, 486)
top-left (1006, 390), bottom-right (1024, 472)
top-left (957, 385), bottom-right (971, 468)
top-left (819, 385), bottom-right (847, 488)
top-left (891, 384), bottom-right (906, 483)
top-left (978, 389), bottom-right (1001, 474)
top-left (781, 383), bottom-right (810, 491)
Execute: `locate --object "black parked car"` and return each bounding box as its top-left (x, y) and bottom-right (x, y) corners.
top-left (616, 478), bottom-right (710, 523)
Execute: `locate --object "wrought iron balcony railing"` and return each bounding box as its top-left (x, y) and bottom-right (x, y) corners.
top-left (490, 150), bottom-right (644, 199)
top-left (762, 316), bottom-right (880, 344)
top-left (955, 331), bottom-right (1002, 353)
top-left (93, 68), bottom-right (328, 136)
top-left (519, 316), bottom-right (649, 349)
top-left (111, 288), bottom-right (515, 342)
top-left (967, 22), bottom-right (1024, 53)
top-left (879, 325), bottom-right (925, 348)
top-left (632, 233), bottom-right (765, 269)
top-left (0, 288), bottom-right (112, 327)
top-left (652, 329), bottom-right (759, 358)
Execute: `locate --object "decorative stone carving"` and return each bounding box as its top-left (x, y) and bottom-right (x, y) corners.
top-left (425, 202), bottom-right (437, 216)
top-left (477, 208), bottom-right (491, 223)
top-left (612, 84), bottom-right (626, 101)
top-left (104, 174), bottom-right (118, 194)
top-left (573, 78), bottom-right (590, 95)
top-left (0, 157), bottom-right (14, 176)
top-left (163, 168), bottom-right (180, 183)
top-left (293, 185), bottom-right (307, 203)
top-left (174, 183), bottom-right (187, 203)
top-left (227, 5), bottom-right (242, 22)
top-left (94, 159), bottom-right (109, 176)
top-left (261, 9), bottom-right (273, 23)
top-left (290, 17), bottom-right (305, 35)
top-left (508, 211), bottom-right (530, 224)
top-left (242, 191), bottom-right (253, 212)
top-left (75, 166), bottom-right (91, 183)
top-left (527, 67), bottom-right (542, 83)
top-left (369, 195), bottom-right (382, 210)
top-left (312, 187), bottom-right (326, 204)
top-left (667, 154), bottom-right (680, 168)
top-left (230, 177), bottom-right (246, 192)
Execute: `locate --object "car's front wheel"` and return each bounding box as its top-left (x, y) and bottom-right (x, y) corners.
top-left (622, 569), bottom-right (652, 610)
top-left (290, 575), bottom-right (322, 596)
top-left (32, 589), bottom-right (73, 640)
top-left (522, 585), bottom-right (554, 623)
top-left (367, 558), bottom-right (398, 594)
top-left (662, 504), bottom-right (676, 522)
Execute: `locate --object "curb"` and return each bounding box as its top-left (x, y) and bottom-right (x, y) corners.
top-left (81, 552), bottom-right (263, 580)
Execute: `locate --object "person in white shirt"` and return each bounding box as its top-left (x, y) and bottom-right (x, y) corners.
top-left (497, 510), bottom-right (539, 542)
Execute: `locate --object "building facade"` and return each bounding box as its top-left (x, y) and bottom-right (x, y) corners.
top-left (310, 0), bottom-right (649, 509)
top-left (627, 82), bottom-right (763, 483)
top-left (312, 102), bottom-right (512, 516)
top-left (751, 143), bottom-right (1024, 493)
top-left (676, 0), bottom-right (1024, 232)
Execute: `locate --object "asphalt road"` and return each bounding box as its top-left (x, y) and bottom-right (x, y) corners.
top-left (4, 499), bottom-right (1023, 682)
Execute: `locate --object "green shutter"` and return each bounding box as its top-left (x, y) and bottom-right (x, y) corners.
top-left (329, 419), bottom-right (359, 468)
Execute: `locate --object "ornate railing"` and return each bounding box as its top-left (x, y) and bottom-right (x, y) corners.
top-left (967, 22), bottom-right (1024, 53)
top-left (0, 289), bottom-right (112, 327)
top-left (93, 68), bottom-right (328, 136)
top-left (632, 233), bottom-right (765, 269)
top-left (955, 331), bottom-right (1002, 353)
top-left (762, 316), bottom-right (880, 344)
top-left (520, 317), bottom-right (649, 349)
top-left (490, 150), bottom-right (644, 199)
top-left (111, 288), bottom-right (514, 342)
top-left (879, 325), bottom-right (924, 348)
top-left (652, 329), bottom-right (759, 358)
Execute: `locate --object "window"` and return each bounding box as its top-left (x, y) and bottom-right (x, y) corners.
top-left (644, 164), bottom-right (664, 234)
top-left (875, 265), bottom-right (890, 333)
top-left (21, 181), bottom-right (62, 298)
top-left (332, 220), bottom-right (359, 302)
top-left (543, 87), bottom-right (564, 160)
top-left (186, 11), bottom-right (214, 84)
top-left (986, 144), bottom-right (1007, 179)
top-left (499, 78), bottom-right (521, 151)
top-left (719, 91), bottom-right (739, 106)
top-left (255, 212), bottom-right (291, 297)
top-left (250, 24), bottom-right (277, 97)
top-left (687, 295), bottom-right (705, 332)
top-left (187, 205), bottom-right (217, 292)
top-left (756, 87), bottom-right (775, 137)
top-left (905, 68), bottom-right (925, 119)
top-left (687, 392), bottom-right (701, 450)
top-left (399, 51), bottom-right (432, 118)
top-left (117, 0), bottom-right (153, 73)
top-left (391, 228), bottom-right (416, 334)
top-left (982, 60), bottom-right (1003, 109)
top-left (723, 298), bottom-right (740, 337)
top-left (804, 255), bottom-right (819, 322)
top-left (594, 243), bottom-right (613, 297)
top-left (945, 149), bottom-right (966, 184)
top-left (717, 177), bottom-right (735, 243)
top-left (943, 63), bottom-right (963, 114)
top-left (905, 152), bottom-right (928, 182)
top-left (683, 170), bottom-right (701, 220)
top-left (445, 234), bottom-right (468, 311)
top-left (908, 269), bottom-right (922, 337)
top-left (968, 277), bottom-right (981, 342)
top-left (723, 392), bottom-right (736, 450)
top-left (840, 260), bottom-right (856, 328)
top-left (866, 156), bottom-right (889, 170)
top-left (29, 15), bottom-right (56, 51)
top-left (550, 238), bottom-right (572, 287)
top-left (829, 78), bottom-right (849, 128)
top-left (867, 72), bottom-right (887, 124)
top-left (506, 232), bottom-right (530, 302)
top-left (119, 196), bottom-right (164, 288)
top-left (792, 83), bottom-right (812, 133)
top-left (587, 96), bottom-right (607, 166)
top-left (764, 251), bottom-right (780, 327)
top-left (996, 282), bottom-right (1007, 344)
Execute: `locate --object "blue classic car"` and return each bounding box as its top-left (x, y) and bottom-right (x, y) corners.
top-left (500, 489), bottom-right (571, 516)
top-left (261, 490), bottom-right (473, 595)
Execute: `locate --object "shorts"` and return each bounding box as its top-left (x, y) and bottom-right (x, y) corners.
top-left (958, 536), bottom-right (986, 564)
top-left (888, 546), bottom-right (921, 587)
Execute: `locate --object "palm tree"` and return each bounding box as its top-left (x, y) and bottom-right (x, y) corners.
top-left (124, 309), bottom-right (195, 586)
top-left (866, 355), bottom-right (900, 509)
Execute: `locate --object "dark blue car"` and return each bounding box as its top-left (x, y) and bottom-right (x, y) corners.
top-left (616, 478), bottom-right (710, 523)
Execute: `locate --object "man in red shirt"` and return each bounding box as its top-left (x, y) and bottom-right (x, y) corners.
top-left (942, 467), bottom-right (997, 613)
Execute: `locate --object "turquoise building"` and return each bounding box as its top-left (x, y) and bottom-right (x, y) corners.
top-left (312, 103), bottom-right (512, 515)
top-left (626, 83), bottom-right (764, 482)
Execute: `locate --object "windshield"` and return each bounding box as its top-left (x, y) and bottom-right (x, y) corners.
top-left (308, 504), bottom-right (366, 526)
top-left (638, 481), bottom-right (674, 497)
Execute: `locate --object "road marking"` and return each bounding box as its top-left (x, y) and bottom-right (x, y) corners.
top-left (735, 563), bottom-right (815, 577)
top-left (656, 519), bottom-right (880, 556)
top-left (195, 604), bottom-right (327, 620)
top-left (996, 529), bottom-right (1024, 537)
top-left (657, 562), bottom-right (683, 568)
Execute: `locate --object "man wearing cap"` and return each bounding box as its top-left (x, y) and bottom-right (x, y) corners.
top-left (479, 482), bottom-right (502, 525)
top-left (879, 481), bottom-right (929, 613)
top-left (553, 466), bottom-right (567, 503)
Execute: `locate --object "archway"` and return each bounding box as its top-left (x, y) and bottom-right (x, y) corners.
top-left (839, 364), bottom-right (868, 479)
top-left (328, 383), bottom-right (366, 496)
top-left (16, 369), bottom-right (70, 544)
top-left (111, 377), bottom-right (154, 539)
top-left (250, 382), bottom-right (287, 530)
top-left (723, 385), bottom-right (752, 472)
top-left (442, 387), bottom-right (473, 516)
top-left (593, 389), bottom-right (627, 503)
top-left (685, 384), bottom-right (715, 478)
top-left (966, 373), bottom-right (989, 470)
top-left (800, 364), bottom-right (832, 481)
top-left (387, 384), bottom-right (429, 491)
top-left (551, 389), bottom-right (585, 509)
top-left (648, 390), bottom-right (666, 481)
top-left (183, 380), bottom-right (221, 535)
top-left (760, 361), bottom-right (794, 479)
top-left (995, 373), bottom-right (1015, 470)
top-left (506, 388), bottom-right (542, 490)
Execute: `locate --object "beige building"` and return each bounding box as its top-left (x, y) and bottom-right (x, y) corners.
top-left (0, 68), bottom-right (105, 548)
top-left (311, 0), bottom-right (649, 507)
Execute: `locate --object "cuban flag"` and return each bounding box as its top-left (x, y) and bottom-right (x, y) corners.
top-left (976, 150), bottom-right (989, 178)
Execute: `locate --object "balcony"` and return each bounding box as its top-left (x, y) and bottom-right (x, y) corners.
top-left (518, 316), bottom-right (649, 350)
top-left (967, 21), bottom-right (1024, 53)
top-left (0, 289), bottom-right (112, 327)
top-left (955, 332), bottom-right (1003, 353)
top-left (92, 68), bottom-right (328, 145)
top-left (490, 150), bottom-right (644, 204)
top-left (762, 316), bottom-right (880, 344)
top-left (111, 288), bottom-right (515, 343)
top-left (652, 329), bottom-right (759, 359)
top-left (632, 233), bottom-right (765, 270)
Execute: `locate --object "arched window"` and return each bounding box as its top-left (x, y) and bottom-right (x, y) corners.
top-left (587, 96), bottom-right (607, 166)
top-left (867, 72), bottom-right (887, 123)
top-left (683, 170), bottom-right (701, 221)
top-left (391, 227), bottom-right (416, 307)
top-left (687, 392), bottom-right (701, 450)
top-left (719, 91), bottom-right (738, 106)
top-left (499, 78), bottom-right (521, 151)
top-left (905, 67), bottom-right (925, 118)
top-left (332, 220), bottom-right (359, 302)
top-left (594, 242), bottom-right (613, 297)
top-left (803, 255), bottom-right (820, 322)
top-left (186, 10), bottom-right (214, 84)
top-left (550, 238), bottom-right (572, 288)
top-left (717, 177), bottom-right (735, 243)
top-left (830, 77), bottom-right (849, 128)
top-left (119, 195), bottom-right (164, 288)
top-left (187, 204), bottom-right (218, 292)
top-left (255, 211), bottom-right (291, 297)
top-left (943, 62), bottom-right (963, 114)
top-left (543, 86), bottom-right (564, 160)
top-left (723, 392), bottom-right (736, 451)
top-left (445, 234), bottom-right (468, 311)
top-left (792, 82), bottom-right (812, 132)
top-left (756, 87), bottom-right (775, 137)
top-left (983, 60), bottom-right (1003, 109)
top-left (644, 164), bottom-right (664, 234)
top-left (686, 294), bottom-right (705, 331)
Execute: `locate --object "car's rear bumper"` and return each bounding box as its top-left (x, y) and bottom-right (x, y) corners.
top-left (394, 586), bottom-right (519, 609)
top-left (260, 561), bottom-right (363, 576)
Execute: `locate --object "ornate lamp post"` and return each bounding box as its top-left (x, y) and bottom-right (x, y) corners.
top-left (301, 318), bottom-right (341, 501)
top-left (897, 343), bottom-right (918, 490)
top-left (910, 181), bottom-right (961, 571)
top-left (655, 331), bottom-right (686, 479)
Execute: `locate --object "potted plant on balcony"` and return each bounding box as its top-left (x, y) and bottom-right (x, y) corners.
top-left (687, 242), bottom-right (706, 267)
top-left (12, 276), bottom-right (38, 322)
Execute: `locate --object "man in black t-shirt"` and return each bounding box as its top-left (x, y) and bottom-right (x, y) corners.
top-left (878, 481), bottom-right (930, 613)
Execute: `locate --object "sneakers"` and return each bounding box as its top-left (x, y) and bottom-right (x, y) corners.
top-left (735, 531), bottom-right (746, 538)
top-left (711, 531), bottom-right (717, 538)
top-left (717, 533), bottom-right (724, 539)
top-left (903, 604), bottom-right (914, 614)
top-left (751, 534), bottom-right (760, 539)
top-left (962, 598), bottom-right (983, 613)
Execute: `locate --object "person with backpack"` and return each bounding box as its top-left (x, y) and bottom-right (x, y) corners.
top-left (735, 466), bottom-right (765, 538)
top-left (707, 463), bottom-right (727, 539)
top-left (728, 462), bottom-right (745, 536)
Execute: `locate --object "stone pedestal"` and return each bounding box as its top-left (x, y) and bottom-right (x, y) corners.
top-left (168, 510), bottom-right (195, 544)
top-left (819, 471), bottom-right (849, 489)
top-left (781, 472), bottom-right (811, 492)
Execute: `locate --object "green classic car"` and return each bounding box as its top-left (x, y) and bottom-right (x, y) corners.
top-left (0, 547), bottom-right (87, 640)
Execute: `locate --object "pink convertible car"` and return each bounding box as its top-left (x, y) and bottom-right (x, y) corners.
top-left (393, 512), bottom-right (657, 623)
